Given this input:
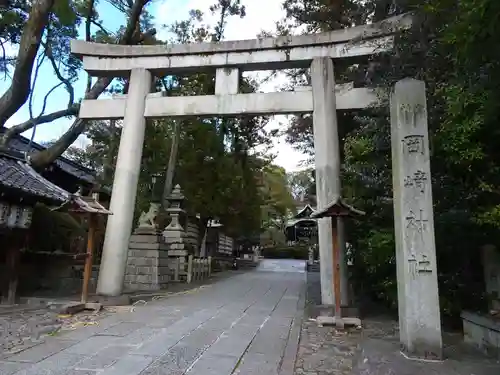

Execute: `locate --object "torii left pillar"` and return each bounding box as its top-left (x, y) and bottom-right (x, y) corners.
top-left (311, 57), bottom-right (349, 306)
top-left (97, 68), bottom-right (152, 296)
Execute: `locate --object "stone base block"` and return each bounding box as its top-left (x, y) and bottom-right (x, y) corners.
top-left (462, 311), bottom-right (500, 359)
top-left (130, 233), bottom-right (163, 243)
top-left (124, 234), bottom-right (172, 292)
top-left (313, 304), bottom-right (360, 319)
top-left (315, 316), bottom-right (362, 328)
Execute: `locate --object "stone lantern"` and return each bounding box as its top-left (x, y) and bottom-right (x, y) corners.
top-left (164, 184), bottom-right (186, 231)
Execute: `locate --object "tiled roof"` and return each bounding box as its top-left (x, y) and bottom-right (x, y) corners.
top-left (1, 129), bottom-right (97, 185)
top-left (0, 150), bottom-right (70, 203)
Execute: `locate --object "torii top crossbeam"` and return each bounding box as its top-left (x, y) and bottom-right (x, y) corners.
top-left (71, 14), bottom-right (411, 76)
top-left (71, 14), bottom-right (411, 120)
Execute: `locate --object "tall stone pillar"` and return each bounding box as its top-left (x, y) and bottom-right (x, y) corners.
top-left (97, 68), bottom-right (152, 296)
top-left (390, 78), bottom-right (442, 359)
top-left (311, 57), bottom-right (340, 305)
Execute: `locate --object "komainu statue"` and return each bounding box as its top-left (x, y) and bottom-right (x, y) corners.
top-left (137, 202), bottom-right (160, 231)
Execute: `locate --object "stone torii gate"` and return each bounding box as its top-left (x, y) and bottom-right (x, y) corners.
top-left (71, 14), bottom-right (442, 359)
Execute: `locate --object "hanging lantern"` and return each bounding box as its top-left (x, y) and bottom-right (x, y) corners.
top-left (7, 205), bottom-right (20, 228)
top-left (18, 207), bottom-right (34, 229)
top-left (0, 201), bottom-right (9, 226)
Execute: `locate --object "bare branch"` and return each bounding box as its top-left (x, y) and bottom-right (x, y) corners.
top-left (0, 40), bottom-right (7, 79)
top-left (0, 0), bottom-right (56, 127)
top-left (29, 48), bottom-right (47, 119)
top-left (42, 41), bottom-right (75, 107)
top-left (91, 19), bottom-right (113, 35)
top-left (2, 105), bottom-right (80, 141)
top-left (38, 82), bottom-right (65, 117)
top-left (30, 0), bottom-right (154, 169)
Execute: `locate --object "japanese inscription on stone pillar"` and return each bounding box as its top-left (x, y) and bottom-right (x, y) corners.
top-left (397, 99), bottom-right (435, 276)
top-left (391, 78), bottom-right (442, 359)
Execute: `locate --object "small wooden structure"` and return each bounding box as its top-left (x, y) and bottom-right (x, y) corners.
top-left (311, 196), bottom-right (365, 328)
top-left (0, 149), bottom-right (73, 304)
top-left (0, 148), bottom-right (111, 306)
top-left (58, 193), bottom-right (111, 304)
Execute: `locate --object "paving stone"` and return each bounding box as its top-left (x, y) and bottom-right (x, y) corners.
top-left (12, 352), bottom-right (83, 375)
top-left (145, 316), bottom-right (183, 328)
top-left (99, 354), bottom-right (153, 375)
top-left (0, 361), bottom-right (29, 375)
top-left (206, 325), bottom-right (259, 357)
top-left (185, 353), bottom-right (241, 375)
top-left (237, 314), bottom-right (268, 327)
top-left (280, 317), bottom-right (302, 375)
top-left (73, 345), bottom-right (131, 370)
top-left (260, 320), bottom-right (293, 340)
top-left (247, 334), bottom-right (287, 356)
top-left (57, 316), bottom-right (123, 341)
top-left (266, 315), bottom-right (294, 328)
top-left (179, 328), bottom-right (222, 350)
top-left (98, 322), bottom-right (142, 337)
top-left (130, 330), bottom-right (182, 357)
top-left (140, 344), bottom-right (205, 374)
top-left (64, 335), bottom-right (119, 355)
top-left (200, 313), bottom-right (242, 332)
top-left (1, 260), bottom-right (310, 375)
top-left (234, 352), bottom-right (280, 375)
top-left (139, 361), bottom-right (186, 375)
top-left (131, 311), bottom-right (219, 357)
top-left (118, 327), bottom-right (162, 346)
top-left (58, 370), bottom-right (97, 375)
top-left (6, 339), bottom-right (77, 363)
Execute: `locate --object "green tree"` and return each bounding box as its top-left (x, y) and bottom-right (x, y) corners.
top-left (280, 0), bottom-right (500, 321)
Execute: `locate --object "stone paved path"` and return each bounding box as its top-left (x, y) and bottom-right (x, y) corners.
top-left (0, 259), bottom-right (306, 375)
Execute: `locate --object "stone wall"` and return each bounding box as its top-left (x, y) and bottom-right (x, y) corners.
top-left (124, 234), bottom-right (170, 291)
top-left (218, 233), bottom-right (233, 255)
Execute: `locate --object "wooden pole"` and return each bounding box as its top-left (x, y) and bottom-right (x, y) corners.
top-left (3, 243), bottom-right (21, 305)
top-left (81, 214), bottom-right (96, 303)
top-left (331, 216), bottom-right (343, 327)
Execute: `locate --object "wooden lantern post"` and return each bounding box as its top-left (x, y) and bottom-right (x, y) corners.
top-left (311, 197), bottom-right (365, 328)
top-left (65, 193), bottom-right (111, 306)
top-left (81, 213), bottom-right (97, 303)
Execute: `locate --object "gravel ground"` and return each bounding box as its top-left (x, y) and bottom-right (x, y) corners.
top-left (0, 305), bottom-right (113, 356)
top-left (294, 270), bottom-right (500, 375)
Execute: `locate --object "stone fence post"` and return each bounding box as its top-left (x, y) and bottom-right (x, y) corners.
top-left (187, 255), bottom-right (193, 284)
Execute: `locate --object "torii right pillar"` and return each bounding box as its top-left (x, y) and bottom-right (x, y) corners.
top-left (391, 78), bottom-right (442, 359)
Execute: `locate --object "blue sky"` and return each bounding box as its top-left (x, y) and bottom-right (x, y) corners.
top-left (1, 0), bottom-right (307, 170)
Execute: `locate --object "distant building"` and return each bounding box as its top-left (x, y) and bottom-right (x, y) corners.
top-left (285, 204), bottom-right (318, 243)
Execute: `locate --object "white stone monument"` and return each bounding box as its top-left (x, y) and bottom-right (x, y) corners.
top-left (391, 79), bottom-right (442, 359)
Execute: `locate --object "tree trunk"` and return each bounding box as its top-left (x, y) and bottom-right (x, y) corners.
top-left (197, 217), bottom-right (210, 256)
top-left (99, 119), bottom-right (117, 187)
top-left (161, 119), bottom-right (181, 209)
top-left (0, 0), bottom-right (55, 128)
